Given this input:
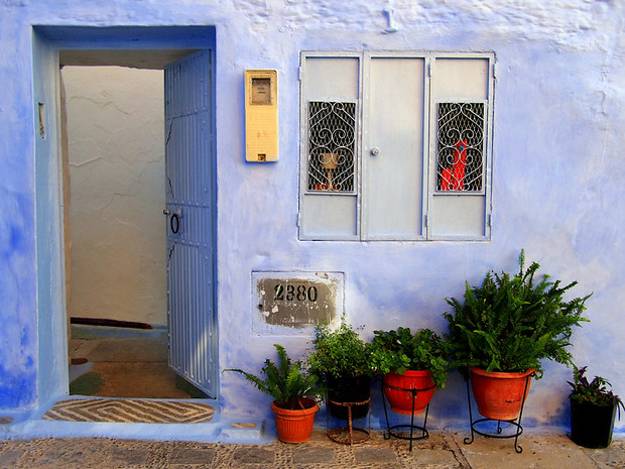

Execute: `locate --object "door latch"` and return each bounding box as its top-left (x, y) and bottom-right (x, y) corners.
top-left (163, 208), bottom-right (182, 234)
top-left (170, 213), bottom-right (180, 234)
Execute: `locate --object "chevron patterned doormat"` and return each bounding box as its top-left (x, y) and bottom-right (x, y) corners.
top-left (44, 399), bottom-right (215, 423)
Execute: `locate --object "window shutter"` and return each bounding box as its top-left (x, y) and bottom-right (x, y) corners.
top-left (299, 55), bottom-right (361, 240)
top-left (299, 52), bottom-right (494, 241)
top-left (362, 55), bottom-right (427, 240)
top-left (427, 57), bottom-right (494, 240)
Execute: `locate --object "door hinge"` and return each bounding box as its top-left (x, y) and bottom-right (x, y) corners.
top-left (427, 62), bottom-right (432, 78)
top-left (424, 214), bottom-right (429, 228)
top-left (492, 62), bottom-right (497, 80)
top-left (298, 65), bottom-right (303, 82)
top-left (487, 213), bottom-right (493, 227)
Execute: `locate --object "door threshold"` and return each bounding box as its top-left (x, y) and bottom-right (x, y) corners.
top-left (57, 394), bottom-right (214, 404)
top-left (2, 418), bottom-right (268, 444)
top-left (1, 396), bottom-right (268, 444)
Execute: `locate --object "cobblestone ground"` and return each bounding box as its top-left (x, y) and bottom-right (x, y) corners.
top-left (0, 431), bottom-right (623, 468)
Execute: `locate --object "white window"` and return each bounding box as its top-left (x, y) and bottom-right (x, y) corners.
top-left (298, 51), bottom-right (494, 241)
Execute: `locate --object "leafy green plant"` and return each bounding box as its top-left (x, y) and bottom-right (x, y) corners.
top-left (569, 365), bottom-right (625, 414)
top-left (444, 250), bottom-right (591, 376)
top-left (369, 327), bottom-right (449, 388)
top-left (307, 321), bottom-right (372, 380)
top-left (225, 344), bottom-right (319, 409)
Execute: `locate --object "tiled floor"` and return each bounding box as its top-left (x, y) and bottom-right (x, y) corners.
top-left (69, 333), bottom-right (192, 398)
top-left (0, 431), bottom-right (622, 468)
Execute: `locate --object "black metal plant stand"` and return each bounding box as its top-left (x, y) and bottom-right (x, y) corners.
top-left (463, 371), bottom-right (534, 454)
top-left (326, 398), bottom-right (371, 445)
top-left (381, 380), bottom-right (434, 452)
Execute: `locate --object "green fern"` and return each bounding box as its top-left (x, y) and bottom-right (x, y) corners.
top-left (444, 250), bottom-right (590, 376)
top-left (225, 344), bottom-right (319, 409)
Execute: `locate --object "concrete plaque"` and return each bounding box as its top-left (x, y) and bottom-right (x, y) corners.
top-left (252, 272), bottom-right (343, 334)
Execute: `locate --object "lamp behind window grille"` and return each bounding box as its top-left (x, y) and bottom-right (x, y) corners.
top-left (307, 101), bottom-right (356, 192)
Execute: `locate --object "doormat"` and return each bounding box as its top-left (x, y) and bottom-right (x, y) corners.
top-left (44, 398), bottom-right (215, 423)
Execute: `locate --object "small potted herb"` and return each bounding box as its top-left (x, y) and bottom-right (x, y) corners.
top-left (307, 321), bottom-right (373, 420)
top-left (370, 327), bottom-right (448, 414)
top-left (444, 250), bottom-right (590, 420)
top-left (568, 365), bottom-right (624, 448)
top-left (225, 344), bottom-right (320, 443)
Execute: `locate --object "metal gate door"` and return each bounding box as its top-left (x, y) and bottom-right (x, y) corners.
top-left (164, 50), bottom-right (217, 398)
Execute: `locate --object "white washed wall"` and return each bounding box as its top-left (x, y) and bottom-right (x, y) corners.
top-left (63, 66), bottom-right (166, 326)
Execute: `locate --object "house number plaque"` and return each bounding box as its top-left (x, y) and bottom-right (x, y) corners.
top-left (253, 272), bottom-right (343, 331)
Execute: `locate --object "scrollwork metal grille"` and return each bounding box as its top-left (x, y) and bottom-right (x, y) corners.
top-left (307, 101), bottom-right (356, 192)
top-left (436, 102), bottom-right (485, 192)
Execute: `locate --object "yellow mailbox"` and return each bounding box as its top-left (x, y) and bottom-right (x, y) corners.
top-left (245, 69), bottom-right (278, 162)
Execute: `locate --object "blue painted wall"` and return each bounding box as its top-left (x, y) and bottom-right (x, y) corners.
top-left (0, 0), bottom-right (624, 433)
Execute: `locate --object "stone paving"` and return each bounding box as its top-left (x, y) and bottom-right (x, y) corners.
top-left (0, 431), bottom-right (623, 468)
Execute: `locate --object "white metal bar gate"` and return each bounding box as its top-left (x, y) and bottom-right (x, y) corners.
top-left (164, 50), bottom-right (217, 398)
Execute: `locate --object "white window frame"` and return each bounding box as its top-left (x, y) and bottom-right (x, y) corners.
top-left (298, 50), bottom-right (495, 242)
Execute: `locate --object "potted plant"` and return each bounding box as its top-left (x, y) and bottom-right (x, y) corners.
top-left (225, 344), bottom-right (320, 443)
top-left (307, 321), bottom-right (373, 420)
top-left (444, 250), bottom-right (590, 420)
top-left (370, 327), bottom-right (449, 415)
top-left (568, 365), bottom-right (624, 448)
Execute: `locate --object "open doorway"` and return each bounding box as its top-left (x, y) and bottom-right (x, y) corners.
top-left (61, 64), bottom-right (197, 398)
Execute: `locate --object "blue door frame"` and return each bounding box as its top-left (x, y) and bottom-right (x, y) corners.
top-left (32, 26), bottom-right (219, 408)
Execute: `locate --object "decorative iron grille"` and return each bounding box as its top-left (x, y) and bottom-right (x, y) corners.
top-left (307, 101), bottom-right (356, 192)
top-left (436, 102), bottom-right (485, 192)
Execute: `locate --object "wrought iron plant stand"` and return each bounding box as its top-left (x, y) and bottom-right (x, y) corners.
top-left (463, 371), bottom-right (535, 454)
top-left (325, 398), bottom-right (371, 445)
top-left (381, 380), bottom-right (435, 452)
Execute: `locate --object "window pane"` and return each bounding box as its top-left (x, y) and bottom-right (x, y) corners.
top-left (250, 77), bottom-right (271, 105)
top-left (307, 101), bottom-right (356, 192)
top-left (436, 102), bottom-right (485, 192)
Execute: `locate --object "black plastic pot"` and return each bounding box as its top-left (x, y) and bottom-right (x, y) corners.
top-left (570, 397), bottom-right (617, 448)
top-left (327, 375), bottom-right (371, 420)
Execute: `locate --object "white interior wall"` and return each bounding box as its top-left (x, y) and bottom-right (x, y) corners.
top-left (62, 66), bottom-right (167, 326)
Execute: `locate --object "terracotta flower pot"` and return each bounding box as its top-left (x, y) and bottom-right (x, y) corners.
top-left (383, 370), bottom-right (436, 415)
top-left (470, 367), bottom-right (534, 420)
top-left (271, 398), bottom-right (319, 443)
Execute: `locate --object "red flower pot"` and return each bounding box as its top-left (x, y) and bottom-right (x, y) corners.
top-left (383, 370), bottom-right (436, 415)
top-left (271, 398), bottom-right (319, 443)
top-left (470, 367), bottom-right (534, 420)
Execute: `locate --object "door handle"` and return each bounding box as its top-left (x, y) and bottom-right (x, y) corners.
top-left (164, 208), bottom-right (182, 234)
top-left (170, 213), bottom-right (180, 234)
top-left (370, 147), bottom-right (380, 157)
